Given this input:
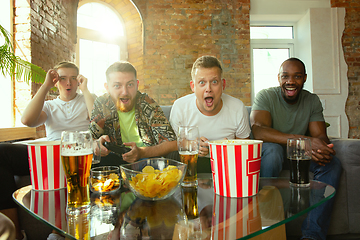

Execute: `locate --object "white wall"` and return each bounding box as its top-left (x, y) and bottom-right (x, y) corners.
top-left (295, 10), bottom-right (313, 92)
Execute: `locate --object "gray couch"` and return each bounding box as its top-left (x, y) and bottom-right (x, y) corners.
top-left (161, 105), bottom-right (360, 238)
top-left (16, 105), bottom-right (360, 239)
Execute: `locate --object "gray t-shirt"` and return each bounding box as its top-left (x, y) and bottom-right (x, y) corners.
top-left (252, 87), bottom-right (324, 135)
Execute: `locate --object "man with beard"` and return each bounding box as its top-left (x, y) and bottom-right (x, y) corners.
top-left (89, 61), bottom-right (177, 165)
top-left (250, 58), bottom-right (341, 240)
top-left (170, 55), bottom-right (251, 173)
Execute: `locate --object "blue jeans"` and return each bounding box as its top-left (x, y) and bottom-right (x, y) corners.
top-left (260, 142), bottom-right (342, 240)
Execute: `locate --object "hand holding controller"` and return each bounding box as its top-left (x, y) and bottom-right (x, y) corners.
top-left (104, 142), bottom-right (131, 155)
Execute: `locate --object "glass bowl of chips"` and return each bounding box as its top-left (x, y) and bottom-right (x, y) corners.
top-left (120, 158), bottom-right (187, 201)
top-left (90, 166), bottom-right (121, 193)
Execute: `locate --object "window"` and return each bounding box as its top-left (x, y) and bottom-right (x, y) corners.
top-left (77, 2), bottom-right (127, 97)
top-left (251, 26), bottom-right (294, 103)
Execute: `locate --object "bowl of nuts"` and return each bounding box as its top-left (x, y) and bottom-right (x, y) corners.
top-left (90, 166), bottom-right (121, 193)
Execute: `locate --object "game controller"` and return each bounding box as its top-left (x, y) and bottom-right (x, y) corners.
top-left (104, 142), bottom-right (131, 155)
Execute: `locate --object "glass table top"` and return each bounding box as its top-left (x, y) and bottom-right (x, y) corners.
top-left (13, 174), bottom-right (335, 240)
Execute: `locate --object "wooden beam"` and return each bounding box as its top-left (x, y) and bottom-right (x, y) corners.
top-left (0, 127), bottom-right (37, 142)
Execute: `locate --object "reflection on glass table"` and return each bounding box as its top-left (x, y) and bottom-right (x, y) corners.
top-left (13, 175), bottom-right (335, 240)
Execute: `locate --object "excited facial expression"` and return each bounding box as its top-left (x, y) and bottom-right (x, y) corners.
top-left (56, 68), bottom-right (78, 101)
top-left (278, 60), bottom-right (307, 104)
top-left (105, 71), bottom-right (139, 112)
top-left (190, 67), bottom-right (225, 116)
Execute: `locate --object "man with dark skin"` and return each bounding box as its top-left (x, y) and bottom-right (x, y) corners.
top-left (250, 58), bottom-right (341, 240)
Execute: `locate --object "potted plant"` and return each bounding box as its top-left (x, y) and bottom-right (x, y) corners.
top-left (0, 24), bottom-right (46, 84)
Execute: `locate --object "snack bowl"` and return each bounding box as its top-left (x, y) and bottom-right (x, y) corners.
top-left (90, 166), bottom-right (121, 193)
top-left (120, 158), bottom-right (187, 201)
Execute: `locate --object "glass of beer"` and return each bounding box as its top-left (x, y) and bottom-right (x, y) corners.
top-left (67, 211), bottom-right (90, 240)
top-left (177, 126), bottom-right (200, 187)
top-left (61, 131), bottom-right (93, 215)
top-left (287, 138), bottom-right (312, 187)
top-left (181, 186), bottom-right (199, 220)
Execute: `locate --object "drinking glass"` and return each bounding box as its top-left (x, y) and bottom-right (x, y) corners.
top-left (177, 126), bottom-right (200, 187)
top-left (182, 186), bottom-right (199, 220)
top-left (287, 138), bottom-right (312, 187)
top-left (61, 130), bottom-right (93, 215)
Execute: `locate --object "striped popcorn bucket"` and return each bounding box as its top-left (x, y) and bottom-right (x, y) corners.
top-left (27, 141), bottom-right (67, 190)
top-left (30, 189), bottom-right (67, 230)
top-left (209, 140), bottom-right (263, 198)
top-left (211, 193), bottom-right (262, 239)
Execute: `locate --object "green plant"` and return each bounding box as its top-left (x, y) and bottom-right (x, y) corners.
top-left (0, 24), bottom-right (46, 84)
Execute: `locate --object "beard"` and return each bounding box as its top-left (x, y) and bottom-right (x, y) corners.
top-left (116, 98), bottom-right (134, 112)
top-left (281, 86), bottom-right (302, 104)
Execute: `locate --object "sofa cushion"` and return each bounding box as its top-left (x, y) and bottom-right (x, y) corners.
top-left (161, 105), bottom-right (172, 121)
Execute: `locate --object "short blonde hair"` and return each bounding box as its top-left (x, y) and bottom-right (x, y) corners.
top-left (53, 62), bottom-right (79, 75)
top-left (191, 56), bottom-right (222, 80)
top-left (106, 61), bottom-right (137, 82)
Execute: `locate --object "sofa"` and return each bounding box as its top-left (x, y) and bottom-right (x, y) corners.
top-left (160, 105), bottom-right (360, 238)
top-left (15, 105), bottom-right (360, 239)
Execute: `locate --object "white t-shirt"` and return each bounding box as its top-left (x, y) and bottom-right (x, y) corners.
top-left (169, 93), bottom-right (251, 140)
top-left (42, 94), bottom-right (90, 141)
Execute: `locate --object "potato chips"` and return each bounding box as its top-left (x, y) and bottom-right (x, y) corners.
top-left (91, 173), bottom-right (120, 192)
top-left (129, 165), bottom-right (183, 198)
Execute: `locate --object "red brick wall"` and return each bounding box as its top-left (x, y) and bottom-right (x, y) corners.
top-left (331, 0), bottom-right (360, 138)
top-left (133, 0), bottom-right (251, 106)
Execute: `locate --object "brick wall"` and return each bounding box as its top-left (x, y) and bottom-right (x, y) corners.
top-left (14, 0), bottom-right (78, 137)
top-left (331, 0), bottom-right (360, 138)
top-left (83, 0), bottom-right (251, 106)
top-left (133, 0), bottom-right (251, 106)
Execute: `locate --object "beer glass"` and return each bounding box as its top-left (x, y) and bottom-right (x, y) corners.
top-left (177, 126), bottom-right (200, 187)
top-left (61, 131), bottom-right (93, 215)
top-left (287, 138), bottom-right (312, 187)
top-left (67, 211), bottom-right (90, 240)
top-left (182, 186), bottom-right (199, 220)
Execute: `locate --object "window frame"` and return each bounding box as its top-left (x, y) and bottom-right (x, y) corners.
top-left (250, 25), bottom-right (296, 104)
top-left (76, 1), bottom-right (128, 95)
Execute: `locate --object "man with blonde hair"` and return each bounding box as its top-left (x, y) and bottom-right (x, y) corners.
top-left (0, 62), bottom-right (95, 240)
top-left (170, 55), bottom-right (250, 173)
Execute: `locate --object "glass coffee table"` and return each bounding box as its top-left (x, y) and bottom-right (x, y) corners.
top-left (13, 174), bottom-right (335, 240)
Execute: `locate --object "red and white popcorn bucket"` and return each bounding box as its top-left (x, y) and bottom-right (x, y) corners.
top-left (27, 141), bottom-right (67, 190)
top-left (30, 189), bottom-right (67, 229)
top-left (209, 140), bottom-right (263, 198)
top-left (211, 193), bottom-right (262, 239)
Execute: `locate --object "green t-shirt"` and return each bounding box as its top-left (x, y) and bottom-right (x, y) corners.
top-left (118, 108), bottom-right (146, 147)
top-left (252, 87), bottom-right (324, 135)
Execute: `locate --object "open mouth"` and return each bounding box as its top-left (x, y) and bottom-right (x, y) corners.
top-left (204, 97), bottom-right (214, 107)
top-left (285, 87), bottom-right (297, 97)
top-left (116, 97), bottom-right (131, 112)
top-left (119, 98), bottom-right (129, 104)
